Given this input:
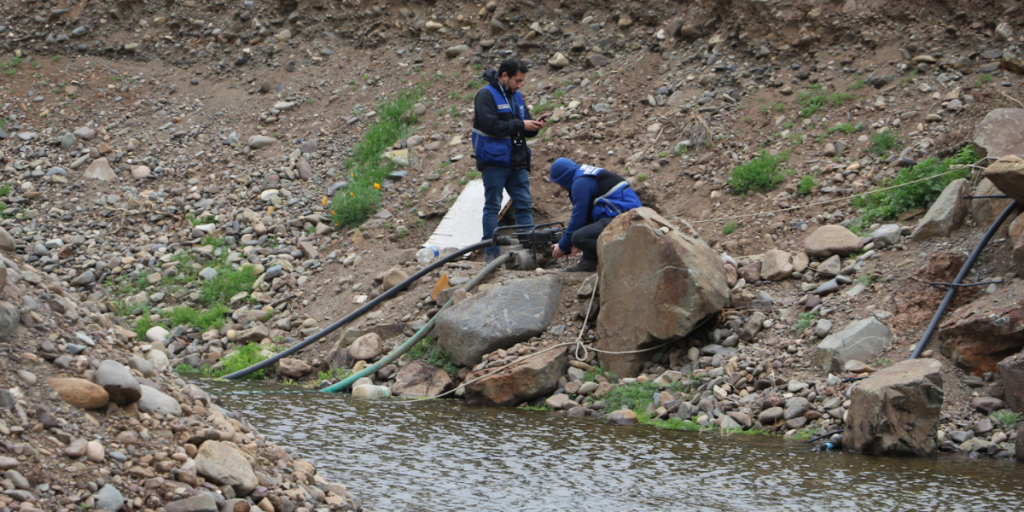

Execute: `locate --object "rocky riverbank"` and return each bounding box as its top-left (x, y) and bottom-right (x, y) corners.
top-left (2, 2), bottom-right (1024, 509)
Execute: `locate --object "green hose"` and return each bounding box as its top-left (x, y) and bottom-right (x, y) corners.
top-left (320, 252), bottom-right (512, 393)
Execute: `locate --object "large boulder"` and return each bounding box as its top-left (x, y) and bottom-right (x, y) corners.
top-left (436, 275), bottom-right (562, 367)
top-left (95, 360), bottom-right (142, 406)
top-left (596, 208), bottom-right (728, 377)
top-left (973, 108), bottom-right (1024, 159)
top-left (998, 352), bottom-right (1024, 413)
top-left (194, 441), bottom-right (258, 496)
top-left (815, 317), bottom-right (894, 373)
top-left (910, 179), bottom-right (970, 241)
top-left (971, 178), bottom-right (1014, 229)
top-left (391, 361), bottom-right (454, 397)
top-left (846, 358), bottom-right (944, 457)
top-left (803, 225), bottom-right (862, 258)
top-left (940, 280), bottom-right (1024, 372)
top-left (48, 378), bottom-right (109, 409)
top-left (982, 155), bottom-right (1024, 205)
top-left (465, 346), bottom-right (568, 407)
top-left (137, 385), bottom-right (182, 416)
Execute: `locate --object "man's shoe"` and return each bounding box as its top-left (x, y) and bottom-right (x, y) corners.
top-left (486, 253), bottom-right (500, 264)
top-left (565, 259), bottom-right (598, 272)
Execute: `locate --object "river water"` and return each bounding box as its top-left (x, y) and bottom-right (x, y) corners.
top-left (201, 380), bottom-right (1022, 512)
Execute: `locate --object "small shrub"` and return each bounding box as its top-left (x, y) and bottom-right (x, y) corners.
top-left (992, 410), bottom-right (1023, 428)
top-left (406, 336), bottom-right (459, 374)
top-left (853, 145), bottom-right (978, 223)
top-left (873, 357), bottom-right (893, 368)
top-left (164, 304), bottom-right (231, 332)
top-left (722, 221), bottom-right (739, 235)
top-left (517, 403), bottom-right (554, 412)
top-left (791, 311), bottom-right (817, 333)
top-left (199, 265), bottom-right (259, 307)
top-left (849, 79), bottom-right (866, 90)
top-left (637, 174), bottom-right (649, 182)
top-left (728, 151), bottom-right (789, 195)
top-left (601, 381), bottom-right (660, 413)
top-left (979, 74), bottom-right (994, 84)
top-left (869, 131), bottom-right (899, 155)
top-left (856, 273), bottom-right (877, 286)
top-left (212, 343), bottom-right (277, 380)
top-left (798, 175), bottom-right (816, 195)
top-left (827, 123), bottom-right (857, 135)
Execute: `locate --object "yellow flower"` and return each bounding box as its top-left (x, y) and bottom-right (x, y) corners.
top-left (374, 183), bottom-right (380, 190)
top-left (321, 196), bottom-right (327, 206)
top-left (350, 192), bottom-right (355, 197)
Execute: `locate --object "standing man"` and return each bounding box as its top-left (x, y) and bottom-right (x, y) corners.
top-left (548, 157), bottom-right (643, 272)
top-left (472, 58), bottom-right (547, 263)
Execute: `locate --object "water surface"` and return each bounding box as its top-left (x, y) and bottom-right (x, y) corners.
top-left (201, 380), bottom-right (1022, 512)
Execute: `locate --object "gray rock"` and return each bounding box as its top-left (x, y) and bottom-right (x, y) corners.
top-left (247, 135), bottom-right (278, 149)
top-left (195, 441), bottom-right (258, 496)
top-left (784, 397), bottom-right (810, 420)
top-left (198, 267), bottom-right (218, 280)
top-left (128, 356), bottom-right (154, 378)
top-left (817, 254), bottom-right (842, 277)
top-left (71, 271), bottom-right (97, 287)
top-left (871, 224), bottom-right (902, 248)
top-left (816, 317), bottom-right (895, 373)
top-left (812, 279), bottom-right (840, 296)
top-left (60, 133), bottom-right (77, 149)
top-left (814, 319), bottom-right (833, 338)
top-left (437, 275), bottom-right (562, 367)
top-left (72, 127), bottom-right (97, 140)
top-left (95, 360), bottom-right (141, 406)
top-left (445, 45), bottom-right (470, 58)
top-left (163, 492), bottom-right (218, 512)
top-left (137, 385), bottom-right (182, 416)
top-left (3, 470), bottom-right (29, 490)
top-left (846, 359), bottom-right (944, 457)
top-left (94, 484), bottom-right (124, 511)
top-left (759, 406), bottom-right (784, 424)
top-left (911, 179), bottom-right (970, 241)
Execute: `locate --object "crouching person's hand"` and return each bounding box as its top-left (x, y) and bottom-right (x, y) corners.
top-left (552, 244), bottom-right (565, 259)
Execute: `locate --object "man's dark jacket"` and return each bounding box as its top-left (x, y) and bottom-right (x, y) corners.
top-left (472, 69), bottom-right (539, 171)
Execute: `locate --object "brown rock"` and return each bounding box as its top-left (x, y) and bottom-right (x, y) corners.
top-left (974, 108), bottom-right (1024, 160)
top-left (465, 346), bottom-right (568, 407)
top-left (940, 280), bottom-right (1024, 372)
top-left (596, 208), bottom-right (729, 377)
top-left (347, 333), bottom-right (383, 361)
top-left (845, 359), bottom-right (944, 457)
top-left (48, 378), bottom-right (109, 409)
top-left (607, 409), bottom-right (639, 425)
top-left (277, 358), bottom-right (313, 378)
top-left (391, 361), bottom-right (454, 397)
top-left (760, 249), bottom-right (793, 281)
top-left (998, 352), bottom-right (1024, 413)
top-left (737, 261), bottom-right (761, 283)
top-left (973, 178), bottom-right (1015, 230)
top-left (296, 157), bottom-right (314, 180)
top-left (298, 241), bottom-right (318, 259)
top-left (803, 225), bottom-right (862, 258)
top-left (381, 267), bottom-right (409, 292)
top-left (83, 157), bottom-right (117, 181)
top-left (982, 155), bottom-right (1024, 205)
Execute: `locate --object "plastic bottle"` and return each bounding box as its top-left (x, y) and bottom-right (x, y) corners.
top-left (416, 246), bottom-right (440, 264)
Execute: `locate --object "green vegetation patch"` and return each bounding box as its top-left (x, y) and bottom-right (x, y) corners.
top-left (330, 84), bottom-right (425, 229)
top-left (212, 343), bottom-right (278, 380)
top-left (852, 145), bottom-right (978, 224)
top-left (406, 336), bottom-right (459, 374)
top-left (798, 175), bottom-right (817, 195)
top-left (601, 381), bottom-right (660, 413)
top-left (869, 131), bottom-right (899, 155)
top-left (728, 151), bottom-right (789, 195)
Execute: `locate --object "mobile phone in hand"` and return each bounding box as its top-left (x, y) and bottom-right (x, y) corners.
top-left (537, 113), bottom-right (550, 122)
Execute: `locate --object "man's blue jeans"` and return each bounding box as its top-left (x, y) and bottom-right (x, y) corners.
top-left (481, 166), bottom-right (534, 256)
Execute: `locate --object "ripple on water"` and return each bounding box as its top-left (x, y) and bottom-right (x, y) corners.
top-left (202, 381), bottom-right (1023, 512)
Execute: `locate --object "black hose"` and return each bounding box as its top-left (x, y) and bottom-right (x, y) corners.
top-left (910, 200), bottom-right (1017, 360)
top-left (222, 239), bottom-right (493, 380)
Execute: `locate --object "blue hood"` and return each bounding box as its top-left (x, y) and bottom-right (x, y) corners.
top-left (549, 157), bottom-right (579, 189)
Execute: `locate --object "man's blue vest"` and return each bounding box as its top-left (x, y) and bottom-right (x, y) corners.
top-left (577, 164), bottom-right (644, 221)
top-left (472, 84), bottom-right (529, 168)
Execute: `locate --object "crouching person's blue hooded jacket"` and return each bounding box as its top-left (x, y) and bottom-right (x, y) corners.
top-left (549, 157), bottom-right (643, 253)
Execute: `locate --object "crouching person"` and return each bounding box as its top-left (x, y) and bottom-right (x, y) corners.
top-left (548, 157), bottom-right (643, 272)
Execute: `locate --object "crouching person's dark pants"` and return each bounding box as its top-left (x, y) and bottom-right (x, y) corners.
top-left (569, 217), bottom-right (615, 262)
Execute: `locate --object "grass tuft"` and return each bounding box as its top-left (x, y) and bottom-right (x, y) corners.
top-left (798, 175), bottom-right (817, 195)
top-left (728, 152), bottom-right (789, 195)
top-left (406, 336), bottom-right (460, 374)
top-left (212, 343), bottom-right (278, 380)
top-left (330, 84), bottom-right (425, 229)
top-left (869, 131), bottom-right (899, 155)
